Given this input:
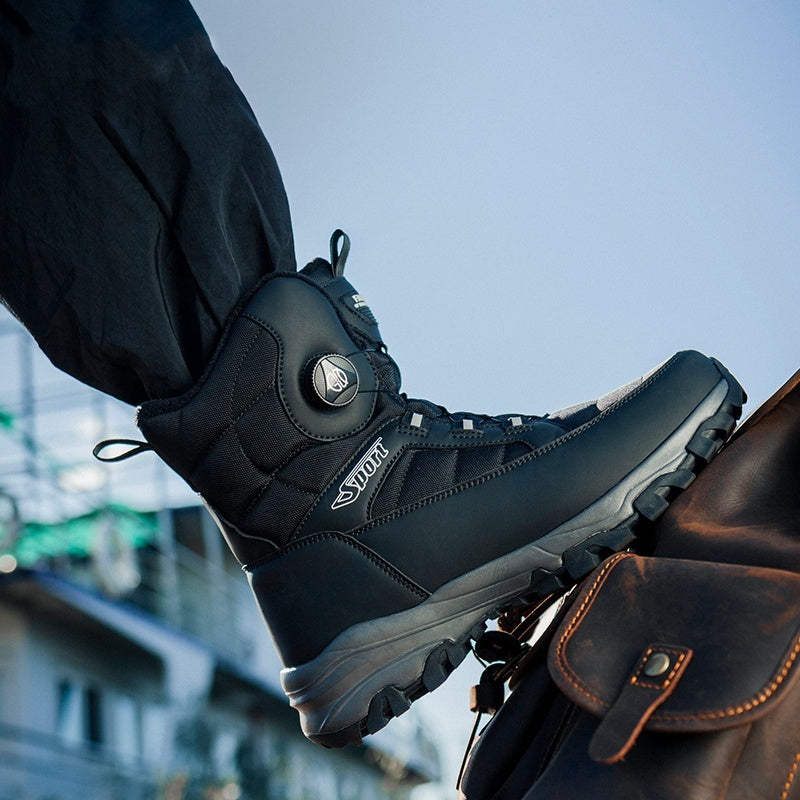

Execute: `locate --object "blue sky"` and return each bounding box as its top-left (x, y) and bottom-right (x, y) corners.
top-left (194, 0), bottom-right (799, 422)
top-left (184, 4), bottom-right (800, 791)
top-left (3, 2), bottom-right (799, 795)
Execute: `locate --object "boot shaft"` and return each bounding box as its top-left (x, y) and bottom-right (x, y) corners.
top-left (138, 263), bottom-right (403, 561)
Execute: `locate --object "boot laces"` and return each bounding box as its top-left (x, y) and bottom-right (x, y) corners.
top-left (349, 344), bottom-right (541, 430)
top-left (94, 338), bottom-right (543, 463)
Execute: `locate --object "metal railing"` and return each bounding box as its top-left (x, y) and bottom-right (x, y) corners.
top-left (0, 721), bottom-right (156, 800)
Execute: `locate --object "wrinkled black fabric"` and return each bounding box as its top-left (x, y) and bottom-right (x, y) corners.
top-left (0, 0), bottom-right (295, 405)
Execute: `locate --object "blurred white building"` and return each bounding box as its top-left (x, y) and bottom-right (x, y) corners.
top-left (0, 312), bottom-right (439, 800)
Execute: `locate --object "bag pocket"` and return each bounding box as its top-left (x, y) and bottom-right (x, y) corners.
top-left (543, 552), bottom-right (800, 797)
top-left (460, 552), bottom-right (800, 800)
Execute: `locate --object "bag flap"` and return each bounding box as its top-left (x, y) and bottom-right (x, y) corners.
top-left (547, 553), bottom-right (800, 763)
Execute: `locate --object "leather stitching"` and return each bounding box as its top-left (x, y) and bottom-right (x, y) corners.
top-left (656, 635), bottom-right (800, 722)
top-left (192, 389), bottom-right (273, 481)
top-left (396, 424), bottom-right (430, 438)
top-left (242, 292), bottom-right (378, 442)
top-left (630, 646), bottom-right (690, 690)
top-left (293, 419), bottom-right (400, 536)
top-left (244, 531), bottom-right (430, 599)
top-left (552, 552), bottom-right (630, 707)
top-left (354, 355), bottom-right (690, 534)
top-left (269, 475), bottom-right (317, 496)
top-left (781, 752), bottom-right (800, 800)
top-left (189, 325), bottom-right (273, 472)
top-left (230, 326), bottom-right (264, 413)
top-left (240, 440), bottom-right (310, 522)
top-left (225, 328), bottom-right (286, 521)
top-left (552, 553), bottom-right (800, 725)
top-left (368, 447), bottom-right (415, 518)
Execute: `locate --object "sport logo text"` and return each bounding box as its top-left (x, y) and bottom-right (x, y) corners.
top-left (331, 438), bottom-right (389, 510)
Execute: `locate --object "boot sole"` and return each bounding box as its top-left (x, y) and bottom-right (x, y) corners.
top-left (281, 361), bottom-right (744, 747)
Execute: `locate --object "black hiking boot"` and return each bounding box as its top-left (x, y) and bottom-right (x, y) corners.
top-left (132, 231), bottom-right (745, 747)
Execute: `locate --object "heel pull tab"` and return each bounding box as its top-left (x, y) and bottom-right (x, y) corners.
top-left (330, 229), bottom-right (350, 277)
top-left (93, 438), bottom-right (153, 462)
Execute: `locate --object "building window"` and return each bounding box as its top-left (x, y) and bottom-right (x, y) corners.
top-left (85, 686), bottom-right (103, 748)
top-left (56, 679), bottom-right (83, 746)
top-left (56, 679), bottom-right (105, 749)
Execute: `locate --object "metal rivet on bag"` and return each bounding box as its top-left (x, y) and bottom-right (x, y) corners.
top-left (643, 652), bottom-right (671, 677)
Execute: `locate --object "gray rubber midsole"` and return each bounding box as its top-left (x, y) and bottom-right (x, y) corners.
top-left (536, 377), bottom-right (726, 555)
top-left (281, 378), bottom-right (729, 736)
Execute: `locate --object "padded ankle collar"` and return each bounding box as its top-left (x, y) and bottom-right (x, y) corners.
top-left (300, 257), bottom-right (384, 346)
top-left (243, 274), bottom-right (377, 441)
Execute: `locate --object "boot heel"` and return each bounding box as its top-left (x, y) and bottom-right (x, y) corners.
top-left (246, 533), bottom-right (427, 669)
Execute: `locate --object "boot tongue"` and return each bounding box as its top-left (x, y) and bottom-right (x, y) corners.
top-left (300, 231), bottom-right (384, 346)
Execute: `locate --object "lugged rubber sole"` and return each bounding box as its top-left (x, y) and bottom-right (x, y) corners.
top-left (281, 361), bottom-right (745, 748)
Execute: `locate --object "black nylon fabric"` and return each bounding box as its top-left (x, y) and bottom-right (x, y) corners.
top-left (137, 296), bottom-right (407, 547)
top-left (0, 0), bottom-right (295, 405)
top-left (371, 441), bottom-right (533, 519)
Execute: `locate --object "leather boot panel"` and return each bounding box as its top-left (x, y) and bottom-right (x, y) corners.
top-left (247, 533), bottom-right (427, 666)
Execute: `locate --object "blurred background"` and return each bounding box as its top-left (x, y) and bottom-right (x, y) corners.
top-left (1, 2), bottom-right (798, 798)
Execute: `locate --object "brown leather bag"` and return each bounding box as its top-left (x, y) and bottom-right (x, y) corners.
top-left (459, 371), bottom-right (800, 800)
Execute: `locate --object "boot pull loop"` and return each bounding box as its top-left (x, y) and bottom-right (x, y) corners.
top-left (329, 229), bottom-right (350, 277)
top-left (92, 438), bottom-right (153, 462)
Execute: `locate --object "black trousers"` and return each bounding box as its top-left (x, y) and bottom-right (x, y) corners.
top-left (0, 0), bottom-right (296, 406)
